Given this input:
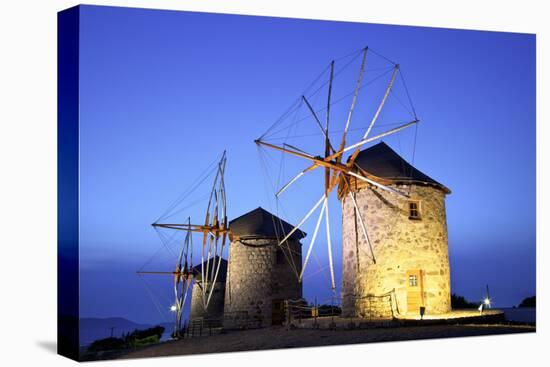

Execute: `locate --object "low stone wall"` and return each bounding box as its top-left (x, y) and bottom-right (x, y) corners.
top-left (291, 310), bottom-right (505, 330)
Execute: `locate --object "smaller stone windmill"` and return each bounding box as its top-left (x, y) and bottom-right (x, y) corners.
top-left (223, 207), bottom-right (305, 328)
top-left (189, 256), bottom-right (228, 322)
top-left (139, 153), bottom-right (308, 330)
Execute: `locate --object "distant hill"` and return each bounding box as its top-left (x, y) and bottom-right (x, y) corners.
top-left (79, 317), bottom-right (166, 346)
top-left (518, 296), bottom-right (536, 308)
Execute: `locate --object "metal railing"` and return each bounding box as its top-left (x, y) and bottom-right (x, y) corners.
top-left (181, 317), bottom-right (223, 338)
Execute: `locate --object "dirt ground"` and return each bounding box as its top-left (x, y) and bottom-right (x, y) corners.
top-left (115, 323), bottom-right (535, 360)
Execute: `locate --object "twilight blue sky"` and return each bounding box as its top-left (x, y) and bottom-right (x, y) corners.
top-left (77, 5), bottom-right (535, 324)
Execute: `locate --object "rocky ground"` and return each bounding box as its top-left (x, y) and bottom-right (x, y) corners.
top-left (114, 323), bottom-right (534, 360)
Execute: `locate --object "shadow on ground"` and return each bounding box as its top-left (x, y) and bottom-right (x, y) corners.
top-left (36, 341), bottom-right (57, 354)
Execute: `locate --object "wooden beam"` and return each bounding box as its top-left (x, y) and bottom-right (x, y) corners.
top-left (348, 65), bottom-right (400, 165)
top-left (136, 271), bottom-right (192, 276)
top-left (298, 201), bottom-right (326, 282)
top-left (151, 223), bottom-right (230, 233)
top-left (255, 139), bottom-right (315, 161)
top-left (256, 139), bottom-right (394, 190)
top-left (336, 47), bottom-right (368, 164)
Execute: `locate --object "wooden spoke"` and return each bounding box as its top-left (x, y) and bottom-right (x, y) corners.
top-left (298, 200), bottom-right (326, 281)
top-left (302, 96), bottom-right (336, 155)
top-left (347, 170), bottom-right (409, 198)
top-left (277, 195), bottom-right (325, 247)
top-left (348, 65), bottom-right (400, 165)
top-left (283, 142), bottom-right (313, 157)
top-left (151, 223), bottom-right (230, 233)
top-left (324, 197), bottom-right (336, 291)
top-left (277, 171), bottom-right (305, 198)
top-left (255, 140), bottom-right (315, 161)
top-left (302, 96), bottom-right (327, 140)
top-left (336, 47), bottom-right (368, 164)
top-left (325, 61), bottom-right (335, 196)
top-left (343, 120), bottom-right (418, 162)
top-left (206, 234), bottom-right (227, 308)
top-left (326, 61), bottom-right (334, 142)
top-left (276, 164), bottom-right (318, 197)
top-left (348, 192), bottom-right (376, 263)
top-left (257, 136), bottom-right (404, 188)
top-left (136, 271), bottom-right (185, 275)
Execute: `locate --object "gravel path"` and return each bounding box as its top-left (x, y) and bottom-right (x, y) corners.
top-left (116, 324), bottom-right (534, 360)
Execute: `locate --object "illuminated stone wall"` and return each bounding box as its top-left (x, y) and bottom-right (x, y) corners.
top-left (341, 183), bottom-right (451, 317)
top-left (223, 238), bottom-right (302, 328)
top-left (189, 280), bottom-right (226, 321)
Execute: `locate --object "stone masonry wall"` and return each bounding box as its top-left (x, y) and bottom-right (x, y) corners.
top-left (189, 281), bottom-right (226, 321)
top-left (341, 184), bottom-right (451, 317)
top-left (223, 238), bottom-right (302, 328)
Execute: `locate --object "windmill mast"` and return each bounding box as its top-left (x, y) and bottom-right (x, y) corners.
top-left (137, 151), bottom-right (230, 337)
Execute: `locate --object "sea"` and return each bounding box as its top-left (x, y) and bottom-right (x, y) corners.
top-left (500, 307), bottom-right (536, 323)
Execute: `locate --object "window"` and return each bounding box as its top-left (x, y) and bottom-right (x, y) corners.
top-left (408, 200), bottom-right (421, 220)
top-left (409, 274), bottom-right (418, 287)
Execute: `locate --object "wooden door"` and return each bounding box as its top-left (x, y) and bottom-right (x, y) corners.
top-left (406, 270), bottom-right (424, 314)
top-left (271, 299), bottom-right (285, 325)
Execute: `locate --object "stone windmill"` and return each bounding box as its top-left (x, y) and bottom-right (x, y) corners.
top-left (223, 207), bottom-right (305, 328)
top-left (339, 142), bottom-right (451, 317)
top-left (189, 256), bottom-right (228, 322)
top-left (255, 46), bottom-right (451, 317)
top-left (139, 153), bottom-right (307, 330)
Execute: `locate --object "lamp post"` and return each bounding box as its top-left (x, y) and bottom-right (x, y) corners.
top-left (170, 304), bottom-right (178, 337)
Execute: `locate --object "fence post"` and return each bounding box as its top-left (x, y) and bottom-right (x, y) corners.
top-left (314, 298), bottom-right (318, 328)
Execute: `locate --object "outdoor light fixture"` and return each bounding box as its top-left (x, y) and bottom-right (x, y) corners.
top-left (484, 298), bottom-right (491, 307)
top-left (170, 305), bottom-right (177, 312)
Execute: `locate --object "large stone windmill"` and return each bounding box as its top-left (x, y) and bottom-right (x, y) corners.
top-left (339, 141), bottom-right (451, 317)
top-left (255, 46), bottom-right (452, 318)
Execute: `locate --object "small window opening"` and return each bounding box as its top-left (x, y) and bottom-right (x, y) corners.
top-left (409, 274), bottom-right (418, 287)
top-left (409, 200), bottom-right (421, 220)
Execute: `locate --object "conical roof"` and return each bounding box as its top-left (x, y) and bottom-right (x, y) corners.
top-left (229, 207), bottom-right (306, 240)
top-left (192, 256), bottom-right (228, 282)
top-left (352, 142), bottom-right (450, 193)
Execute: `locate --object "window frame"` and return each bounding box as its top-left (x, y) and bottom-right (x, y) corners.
top-left (409, 274), bottom-right (418, 287)
top-left (408, 200), bottom-right (422, 220)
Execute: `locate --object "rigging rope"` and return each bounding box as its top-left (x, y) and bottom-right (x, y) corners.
top-left (155, 153), bottom-right (222, 223)
top-left (261, 67), bottom-right (395, 140)
top-left (399, 68), bottom-right (417, 120)
top-left (139, 275), bottom-right (169, 323)
top-left (263, 120), bottom-right (414, 141)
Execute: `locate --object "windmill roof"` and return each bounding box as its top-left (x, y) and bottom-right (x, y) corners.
top-left (352, 142), bottom-right (450, 193)
top-left (229, 207), bottom-right (306, 240)
top-left (192, 256), bottom-right (227, 282)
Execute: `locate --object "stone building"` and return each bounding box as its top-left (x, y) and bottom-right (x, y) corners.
top-left (189, 256), bottom-right (227, 322)
top-left (223, 207), bottom-right (305, 328)
top-left (340, 142), bottom-right (451, 318)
